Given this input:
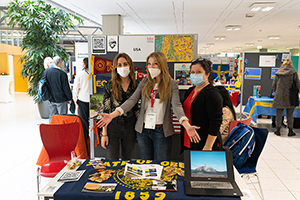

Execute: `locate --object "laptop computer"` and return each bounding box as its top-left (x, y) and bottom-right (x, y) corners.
top-left (184, 150), bottom-right (243, 197)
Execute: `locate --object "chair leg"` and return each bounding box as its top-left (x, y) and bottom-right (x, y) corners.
top-left (37, 167), bottom-right (41, 200)
top-left (254, 173), bottom-right (264, 200)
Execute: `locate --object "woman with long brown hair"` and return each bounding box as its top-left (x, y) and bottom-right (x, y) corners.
top-left (97, 52), bottom-right (200, 161)
top-left (100, 53), bottom-right (138, 160)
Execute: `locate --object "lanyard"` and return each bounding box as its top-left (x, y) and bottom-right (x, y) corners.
top-left (151, 88), bottom-right (159, 108)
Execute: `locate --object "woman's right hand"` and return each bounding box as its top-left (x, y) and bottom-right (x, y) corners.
top-left (97, 113), bottom-right (113, 128)
top-left (101, 135), bottom-right (109, 149)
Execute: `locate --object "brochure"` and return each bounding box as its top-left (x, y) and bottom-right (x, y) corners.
top-left (57, 170), bottom-right (86, 182)
top-left (82, 182), bottom-right (117, 193)
top-left (152, 180), bottom-right (177, 191)
top-left (90, 159), bottom-right (106, 169)
top-left (124, 163), bottom-right (163, 180)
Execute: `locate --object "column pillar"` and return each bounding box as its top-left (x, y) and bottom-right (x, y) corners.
top-left (102, 14), bottom-right (123, 35)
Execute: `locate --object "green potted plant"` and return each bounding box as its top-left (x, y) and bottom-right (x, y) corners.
top-left (7, 0), bottom-right (82, 118)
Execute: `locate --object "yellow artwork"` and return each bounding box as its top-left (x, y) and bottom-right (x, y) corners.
top-left (155, 35), bottom-right (195, 62)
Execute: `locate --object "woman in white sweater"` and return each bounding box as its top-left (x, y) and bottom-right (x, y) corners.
top-left (73, 58), bottom-right (90, 126)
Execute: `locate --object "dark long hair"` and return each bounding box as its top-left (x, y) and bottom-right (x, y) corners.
top-left (215, 86), bottom-right (236, 120)
top-left (190, 58), bottom-right (213, 84)
top-left (83, 57), bottom-right (88, 69)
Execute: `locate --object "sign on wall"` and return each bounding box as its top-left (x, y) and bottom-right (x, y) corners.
top-left (245, 68), bottom-right (262, 80)
top-left (119, 36), bottom-right (155, 62)
top-left (271, 68), bottom-right (279, 79)
top-left (92, 36), bottom-right (106, 55)
top-left (107, 36), bottom-right (118, 52)
top-left (259, 55), bottom-right (276, 67)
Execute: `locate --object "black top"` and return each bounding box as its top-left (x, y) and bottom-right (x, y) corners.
top-left (181, 84), bottom-right (223, 151)
top-left (44, 68), bottom-right (72, 103)
top-left (103, 81), bottom-right (139, 121)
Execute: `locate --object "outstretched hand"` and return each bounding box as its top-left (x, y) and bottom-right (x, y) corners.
top-left (96, 113), bottom-right (113, 128)
top-left (186, 125), bottom-right (201, 143)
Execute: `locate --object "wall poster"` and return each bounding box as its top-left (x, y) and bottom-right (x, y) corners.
top-left (259, 55), bottom-right (276, 67)
top-left (92, 36), bottom-right (106, 55)
top-left (107, 36), bottom-right (118, 52)
top-left (174, 63), bottom-right (192, 89)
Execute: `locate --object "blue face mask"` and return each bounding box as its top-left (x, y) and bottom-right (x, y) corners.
top-left (190, 74), bottom-right (205, 86)
top-left (50, 63), bottom-right (54, 68)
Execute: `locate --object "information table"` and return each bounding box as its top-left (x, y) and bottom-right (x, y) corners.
top-left (243, 96), bottom-right (300, 123)
top-left (0, 75), bottom-right (14, 103)
top-left (38, 159), bottom-right (254, 200)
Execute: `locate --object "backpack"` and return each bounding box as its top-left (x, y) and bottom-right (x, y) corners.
top-left (223, 122), bottom-right (255, 169)
top-left (38, 70), bottom-right (52, 101)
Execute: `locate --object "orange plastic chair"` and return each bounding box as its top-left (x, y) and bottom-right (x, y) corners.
top-left (228, 117), bottom-right (252, 135)
top-left (37, 122), bottom-right (80, 192)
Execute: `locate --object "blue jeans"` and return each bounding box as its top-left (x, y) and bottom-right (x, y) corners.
top-left (136, 126), bottom-right (172, 161)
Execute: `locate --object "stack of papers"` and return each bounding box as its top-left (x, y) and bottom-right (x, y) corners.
top-left (124, 164), bottom-right (163, 180)
top-left (57, 170), bottom-right (86, 182)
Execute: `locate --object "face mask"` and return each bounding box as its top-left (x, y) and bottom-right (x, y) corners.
top-left (190, 74), bottom-right (205, 86)
top-left (117, 66), bottom-right (130, 78)
top-left (49, 63), bottom-right (54, 68)
top-left (148, 68), bottom-right (161, 79)
top-left (220, 75), bottom-right (224, 77)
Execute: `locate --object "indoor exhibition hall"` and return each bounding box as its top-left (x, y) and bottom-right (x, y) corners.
top-left (0, 0), bottom-right (300, 200)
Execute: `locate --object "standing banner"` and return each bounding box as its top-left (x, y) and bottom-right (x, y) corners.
top-left (75, 42), bottom-right (88, 71)
top-left (136, 71), bottom-right (147, 80)
top-left (119, 36), bottom-right (155, 62)
top-left (107, 36), bottom-right (118, 52)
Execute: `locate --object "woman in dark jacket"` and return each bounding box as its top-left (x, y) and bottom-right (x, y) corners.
top-left (272, 59), bottom-right (300, 136)
top-left (181, 58), bottom-right (223, 151)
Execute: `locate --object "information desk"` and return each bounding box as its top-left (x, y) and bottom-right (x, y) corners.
top-left (243, 96), bottom-right (300, 123)
top-left (38, 160), bottom-right (254, 200)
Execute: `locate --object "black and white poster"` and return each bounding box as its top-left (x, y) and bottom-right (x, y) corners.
top-left (107, 36), bottom-right (118, 52)
top-left (92, 36), bottom-right (106, 55)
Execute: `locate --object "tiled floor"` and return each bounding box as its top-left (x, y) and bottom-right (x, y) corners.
top-left (0, 93), bottom-right (299, 200)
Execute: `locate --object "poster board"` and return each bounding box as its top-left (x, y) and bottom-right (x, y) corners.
top-left (174, 63), bottom-right (192, 89)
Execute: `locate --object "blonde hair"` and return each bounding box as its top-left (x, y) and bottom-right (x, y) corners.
top-left (142, 52), bottom-right (171, 103)
top-left (111, 53), bottom-right (136, 101)
top-left (282, 59), bottom-right (293, 67)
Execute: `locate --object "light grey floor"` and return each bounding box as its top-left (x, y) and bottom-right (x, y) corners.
top-left (0, 93), bottom-right (299, 200)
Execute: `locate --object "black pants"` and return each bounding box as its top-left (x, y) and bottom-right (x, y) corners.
top-left (276, 108), bottom-right (294, 129)
top-left (106, 117), bottom-right (136, 160)
top-left (77, 99), bottom-right (89, 126)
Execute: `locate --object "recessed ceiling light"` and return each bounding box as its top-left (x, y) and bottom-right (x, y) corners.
top-left (226, 25), bottom-right (241, 31)
top-left (235, 47), bottom-right (242, 50)
top-left (207, 43), bottom-right (214, 46)
top-left (250, 2), bottom-right (276, 12)
top-left (246, 13), bottom-right (255, 18)
top-left (268, 35), bottom-right (280, 40)
top-left (286, 47), bottom-right (293, 49)
top-left (246, 43), bottom-right (255, 47)
top-left (257, 46), bottom-right (262, 49)
top-left (215, 36), bottom-right (226, 40)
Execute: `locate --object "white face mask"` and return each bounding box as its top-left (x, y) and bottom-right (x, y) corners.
top-left (117, 66), bottom-right (130, 78)
top-left (148, 68), bottom-right (161, 79)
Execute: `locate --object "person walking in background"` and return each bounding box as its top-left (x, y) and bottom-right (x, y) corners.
top-left (215, 86), bottom-right (236, 144)
top-left (181, 58), bottom-right (223, 151)
top-left (45, 56), bottom-right (72, 122)
top-left (272, 59), bottom-right (300, 136)
top-left (97, 52), bottom-right (200, 161)
top-left (73, 57), bottom-right (90, 126)
top-left (43, 57), bottom-right (54, 69)
top-left (100, 53), bottom-right (139, 160)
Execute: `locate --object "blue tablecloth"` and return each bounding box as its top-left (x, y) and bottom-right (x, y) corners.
top-left (243, 96), bottom-right (300, 123)
top-left (54, 160), bottom-right (240, 200)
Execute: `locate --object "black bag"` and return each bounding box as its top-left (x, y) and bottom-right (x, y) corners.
top-left (38, 70), bottom-right (52, 101)
top-left (289, 74), bottom-right (299, 107)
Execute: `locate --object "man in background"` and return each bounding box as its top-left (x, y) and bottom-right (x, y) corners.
top-left (45, 56), bottom-right (72, 122)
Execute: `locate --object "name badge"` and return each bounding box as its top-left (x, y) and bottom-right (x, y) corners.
top-left (144, 113), bottom-right (156, 129)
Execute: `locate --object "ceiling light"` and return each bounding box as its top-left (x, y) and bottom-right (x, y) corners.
top-left (268, 35), bottom-right (280, 40)
top-left (235, 47), bottom-right (242, 50)
top-left (270, 49), bottom-right (277, 52)
top-left (286, 47), bottom-right (293, 49)
top-left (250, 2), bottom-right (276, 12)
top-left (215, 36), bottom-right (226, 40)
top-left (226, 25), bottom-right (241, 31)
top-left (257, 46), bottom-right (262, 49)
top-left (246, 43), bottom-right (254, 47)
top-left (207, 43), bottom-right (214, 46)
top-left (246, 13), bottom-right (255, 18)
